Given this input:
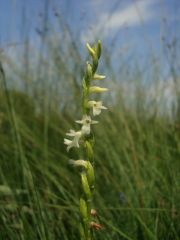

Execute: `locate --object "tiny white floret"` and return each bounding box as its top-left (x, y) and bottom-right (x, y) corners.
top-left (88, 101), bottom-right (107, 116)
top-left (64, 130), bottom-right (82, 151)
top-left (76, 115), bottom-right (98, 135)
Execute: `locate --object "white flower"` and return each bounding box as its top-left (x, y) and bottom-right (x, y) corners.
top-left (88, 101), bottom-right (107, 116)
top-left (64, 130), bottom-right (82, 151)
top-left (76, 115), bottom-right (98, 135)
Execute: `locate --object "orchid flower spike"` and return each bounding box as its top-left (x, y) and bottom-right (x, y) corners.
top-left (64, 41), bottom-right (106, 239)
top-left (64, 130), bottom-right (82, 151)
top-left (76, 115), bottom-right (98, 135)
top-left (88, 101), bottom-right (107, 116)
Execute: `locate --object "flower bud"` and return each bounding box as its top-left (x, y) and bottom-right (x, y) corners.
top-left (93, 74), bottom-right (106, 80)
top-left (90, 86), bottom-right (108, 93)
top-left (92, 54), bottom-right (98, 73)
top-left (69, 159), bottom-right (88, 169)
top-left (85, 141), bottom-right (94, 161)
top-left (91, 209), bottom-right (97, 217)
top-left (81, 173), bottom-right (91, 199)
top-left (97, 40), bottom-right (102, 59)
top-left (80, 198), bottom-right (88, 219)
top-left (86, 62), bottom-right (93, 79)
top-left (86, 161), bottom-right (95, 188)
top-left (86, 43), bottom-right (96, 57)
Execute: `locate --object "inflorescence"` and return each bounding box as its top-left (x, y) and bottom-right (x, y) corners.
top-left (64, 40), bottom-right (108, 240)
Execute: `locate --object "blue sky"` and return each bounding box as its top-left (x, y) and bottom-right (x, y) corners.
top-left (0, 0), bottom-right (179, 68)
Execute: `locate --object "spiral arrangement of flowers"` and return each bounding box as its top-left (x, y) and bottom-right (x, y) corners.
top-left (64, 41), bottom-right (108, 240)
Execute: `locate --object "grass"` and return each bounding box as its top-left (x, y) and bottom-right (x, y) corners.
top-left (0, 82), bottom-right (179, 239)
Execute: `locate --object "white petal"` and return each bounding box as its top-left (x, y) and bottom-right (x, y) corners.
top-left (73, 137), bottom-right (80, 147)
top-left (66, 129), bottom-right (76, 136)
top-left (100, 106), bottom-right (107, 109)
top-left (82, 125), bottom-right (90, 135)
top-left (64, 131), bottom-right (82, 151)
top-left (75, 120), bottom-right (83, 124)
top-left (88, 101), bottom-right (96, 107)
top-left (93, 108), bottom-right (101, 116)
top-left (91, 120), bottom-right (98, 124)
top-left (64, 138), bottom-right (72, 145)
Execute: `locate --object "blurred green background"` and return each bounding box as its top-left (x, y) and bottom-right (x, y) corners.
top-left (0, 0), bottom-right (179, 239)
